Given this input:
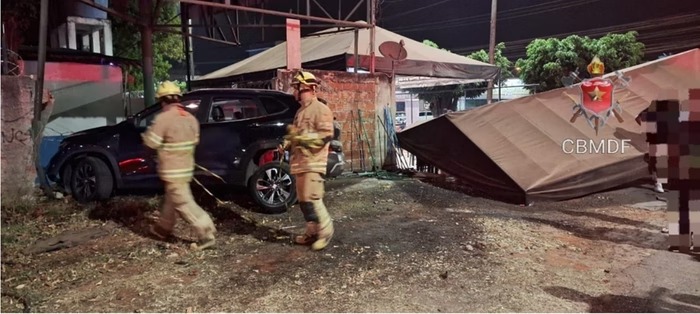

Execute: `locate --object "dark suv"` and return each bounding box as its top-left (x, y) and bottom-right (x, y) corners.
top-left (46, 88), bottom-right (345, 213)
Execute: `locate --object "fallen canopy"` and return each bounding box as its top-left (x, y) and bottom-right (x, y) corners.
top-left (397, 49), bottom-right (700, 204)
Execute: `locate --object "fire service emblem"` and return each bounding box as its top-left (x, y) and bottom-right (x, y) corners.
top-left (564, 56), bottom-right (631, 135)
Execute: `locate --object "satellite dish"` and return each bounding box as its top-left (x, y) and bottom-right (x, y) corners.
top-left (379, 40), bottom-right (407, 61)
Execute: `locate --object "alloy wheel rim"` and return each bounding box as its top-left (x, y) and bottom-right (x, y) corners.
top-left (255, 167), bottom-right (293, 206)
top-left (74, 163), bottom-right (97, 199)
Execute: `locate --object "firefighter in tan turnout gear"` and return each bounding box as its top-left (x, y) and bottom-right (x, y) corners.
top-left (280, 71), bottom-right (335, 251)
top-left (143, 81), bottom-right (217, 250)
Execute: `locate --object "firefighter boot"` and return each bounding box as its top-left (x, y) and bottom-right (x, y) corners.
top-left (294, 221), bottom-right (318, 245)
top-left (192, 215), bottom-right (217, 251)
top-left (295, 202), bottom-right (318, 245)
top-left (311, 200), bottom-right (334, 251)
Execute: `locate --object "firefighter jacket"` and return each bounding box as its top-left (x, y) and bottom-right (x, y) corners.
top-left (290, 97), bottom-right (334, 175)
top-left (142, 104), bottom-right (200, 183)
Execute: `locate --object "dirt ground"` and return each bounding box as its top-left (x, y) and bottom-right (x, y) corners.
top-left (1, 175), bottom-right (699, 313)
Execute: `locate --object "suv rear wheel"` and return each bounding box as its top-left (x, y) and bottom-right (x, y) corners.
top-left (70, 156), bottom-right (114, 203)
top-left (248, 162), bottom-right (296, 214)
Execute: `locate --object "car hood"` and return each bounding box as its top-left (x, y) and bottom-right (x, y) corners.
top-left (63, 124), bottom-right (120, 144)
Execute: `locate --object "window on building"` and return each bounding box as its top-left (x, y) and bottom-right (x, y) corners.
top-left (396, 101), bottom-right (406, 112)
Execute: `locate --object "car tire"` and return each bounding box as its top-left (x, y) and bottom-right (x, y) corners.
top-left (61, 164), bottom-right (73, 194)
top-left (70, 156), bottom-right (114, 203)
top-left (248, 162), bottom-right (297, 214)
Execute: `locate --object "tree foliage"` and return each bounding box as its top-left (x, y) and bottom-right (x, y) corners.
top-left (462, 42), bottom-right (513, 99)
top-left (516, 31), bottom-right (645, 93)
top-left (404, 40), bottom-right (512, 116)
top-left (112, 0), bottom-right (185, 91)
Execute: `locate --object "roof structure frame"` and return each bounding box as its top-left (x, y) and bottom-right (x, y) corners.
top-left (71, 0), bottom-right (378, 100)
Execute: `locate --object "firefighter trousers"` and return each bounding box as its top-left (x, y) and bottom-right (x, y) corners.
top-left (295, 172), bottom-right (333, 249)
top-left (157, 182), bottom-right (216, 241)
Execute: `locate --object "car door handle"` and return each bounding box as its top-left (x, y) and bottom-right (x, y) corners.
top-left (249, 123), bottom-right (261, 128)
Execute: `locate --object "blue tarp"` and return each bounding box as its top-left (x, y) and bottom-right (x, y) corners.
top-left (35, 136), bottom-right (65, 184)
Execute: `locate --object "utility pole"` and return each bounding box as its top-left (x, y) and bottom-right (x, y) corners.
top-left (486, 0), bottom-right (497, 104)
top-left (369, 0), bottom-right (376, 73)
top-left (140, 0), bottom-right (155, 105)
top-left (181, 3), bottom-right (195, 91)
top-left (33, 0), bottom-right (52, 196)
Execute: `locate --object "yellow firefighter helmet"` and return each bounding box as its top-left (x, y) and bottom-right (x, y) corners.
top-left (292, 71), bottom-right (319, 87)
top-left (155, 81), bottom-right (182, 98)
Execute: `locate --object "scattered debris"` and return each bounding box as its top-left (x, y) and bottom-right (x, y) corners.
top-left (24, 227), bottom-right (110, 255)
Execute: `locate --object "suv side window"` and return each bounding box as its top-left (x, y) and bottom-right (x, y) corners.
top-left (259, 96), bottom-right (288, 115)
top-left (138, 99), bottom-right (202, 128)
top-left (207, 96), bottom-right (264, 123)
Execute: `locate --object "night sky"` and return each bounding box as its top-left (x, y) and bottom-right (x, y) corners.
top-left (377, 0), bottom-right (700, 60)
top-left (14, 0), bottom-right (696, 74)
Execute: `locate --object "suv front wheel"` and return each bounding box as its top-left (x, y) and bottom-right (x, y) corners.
top-left (69, 156), bottom-right (114, 203)
top-left (248, 162), bottom-right (296, 214)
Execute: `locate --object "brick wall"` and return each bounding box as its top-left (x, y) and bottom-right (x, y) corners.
top-left (275, 69), bottom-right (394, 172)
top-left (1, 76), bottom-right (37, 203)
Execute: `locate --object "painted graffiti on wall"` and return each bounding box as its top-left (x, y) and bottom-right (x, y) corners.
top-left (1, 112), bottom-right (33, 145)
top-left (1, 127), bottom-right (31, 145)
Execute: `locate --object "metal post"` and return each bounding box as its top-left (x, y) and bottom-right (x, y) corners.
top-left (409, 93), bottom-right (414, 126)
top-left (353, 28), bottom-right (359, 73)
top-left (140, 0), bottom-right (155, 105)
top-left (306, 0), bottom-right (311, 24)
top-left (366, 0), bottom-right (370, 22)
top-left (498, 70), bottom-right (502, 102)
top-left (187, 20), bottom-right (194, 86)
top-left (337, 0), bottom-right (341, 30)
top-left (486, 0), bottom-right (497, 104)
top-left (369, 0), bottom-right (376, 73)
top-left (34, 0), bottom-right (49, 122)
top-left (181, 3), bottom-right (193, 91)
top-left (33, 0), bottom-right (51, 195)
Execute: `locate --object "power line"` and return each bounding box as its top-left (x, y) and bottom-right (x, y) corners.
top-left (382, 0), bottom-right (573, 30)
top-left (447, 13), bottom-right (700, 55)
top-left (389, 0), bottom-right (606, 33)
top-left (379, 0), bottom-right (454, 21)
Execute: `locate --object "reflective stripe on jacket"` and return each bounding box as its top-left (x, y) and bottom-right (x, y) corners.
top-left (290, 97), bottom-right (334, 175)
top-left (142, 104), bottom-right (200, 183)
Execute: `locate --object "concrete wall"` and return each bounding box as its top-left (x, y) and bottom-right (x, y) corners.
top-left (275, 69), bottom-right (394, 172)
top-left (1, 76), bottom-right (37, 203)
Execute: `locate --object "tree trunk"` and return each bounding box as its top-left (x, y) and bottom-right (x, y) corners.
top-left (32, 90), bottom-right (55, 197)
top-left (430, 96), bottom-right (458, 117)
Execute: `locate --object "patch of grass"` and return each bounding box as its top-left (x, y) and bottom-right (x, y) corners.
top-left (1, 233), bottom-right (18, 244)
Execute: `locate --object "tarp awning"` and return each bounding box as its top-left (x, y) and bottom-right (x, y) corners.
top-left (196, 22), bottom-right (499, 83)
top-left (397, 48), bottom-right (700, 204)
